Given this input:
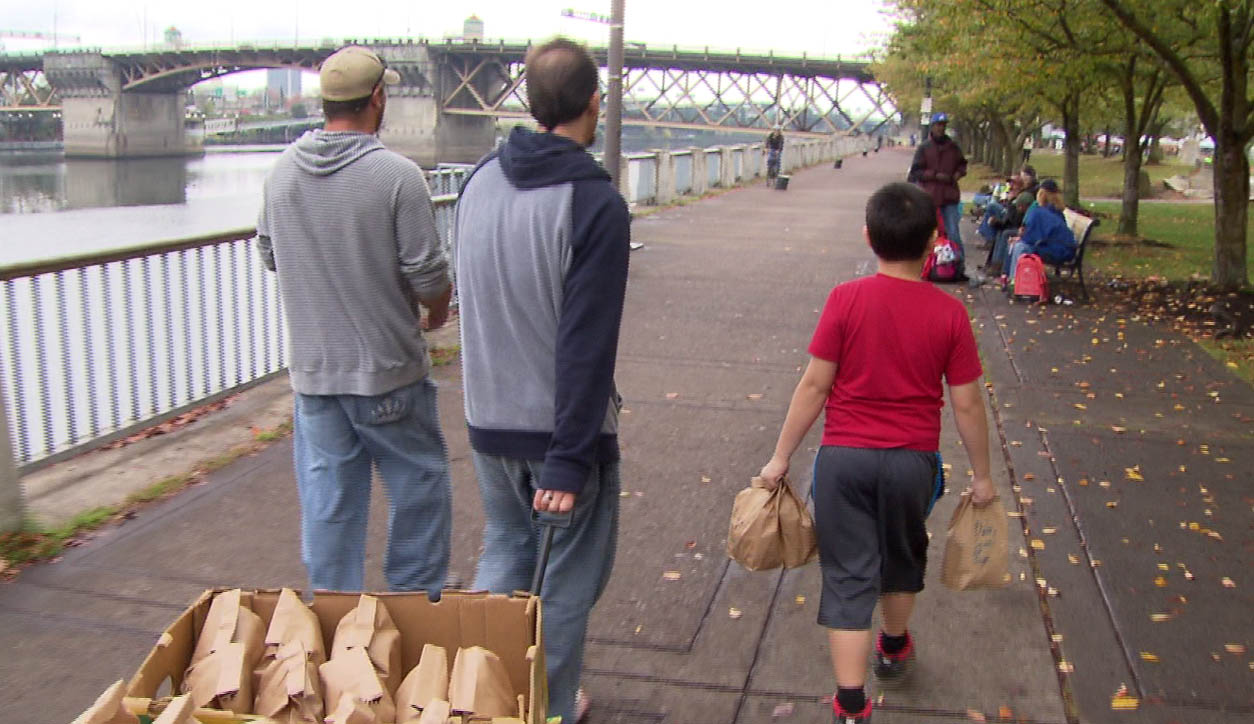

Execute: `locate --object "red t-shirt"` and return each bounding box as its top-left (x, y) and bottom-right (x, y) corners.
top-left (808, 274), bottom-right (983, 451)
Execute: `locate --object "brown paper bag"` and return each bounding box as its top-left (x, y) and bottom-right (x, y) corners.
top-left (265, 587), bottom-right (327, 664)
top-left (941, 493), bottom-right (1010, 590)
top-left (414, 699), bottom-right (451, 724)
top-left (183, 641), bottom-right (256, 713)
top-left (320, 646), bottom-right (397, 724)
top-left (253, 640), bottom-right (324, 724)
top-left (727, 476), bottom-right (818, 571)
top-left (189, 588), bottom-right (264, 666)
top-left (71, 680), bottom-right (140, 724)
top-left (448, 647), bottom-right (517, 718)
top-left (331, 594), bottom-right (404, 696)
top-left (150, 695), bottom-right (197, 724)
top-left (396, 643), bottom-right (450, 720)
top-left (182, 589), bottom-right (265, 713)
top-left (324, 694), bottom-right (379, 724)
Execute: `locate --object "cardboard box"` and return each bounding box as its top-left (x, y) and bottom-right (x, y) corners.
top-left (123, 589), bottom-right (546, 724)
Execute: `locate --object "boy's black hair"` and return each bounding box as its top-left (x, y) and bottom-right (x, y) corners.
top-left (525, 38), bottom-right (599, 130)
top-left (865, 182), bottom-right (937, 261)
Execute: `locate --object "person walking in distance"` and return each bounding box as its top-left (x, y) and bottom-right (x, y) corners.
top-left (256, 46), bottom-right (454, 596)
top-left (454, 38), bottom-right (630, 724)
top-left (766, 125), bottom-right (785, 183)
top-left (908, 112), bottom-right (969, 280)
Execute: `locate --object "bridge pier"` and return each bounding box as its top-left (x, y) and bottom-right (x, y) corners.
top-left (379, 96), bottom-right (496, 167)
top-left (45, 52), bottom-right (199, 159)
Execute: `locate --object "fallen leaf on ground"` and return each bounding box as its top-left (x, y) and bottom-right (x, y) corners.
top-left (966, 710), bottom-right (986, 723)
top-left (746, 393), bottom-right (764, 400)
top-left (700, 475), bottom-right (712, 483)
top-left (795, 596), bottom-right (806, 605)
top-left (1225, 644), bottom-right (1247, 654)
top-left (1149, 613), bottom-right (1174, 622)
top-left (1140, 652), bottom-right (1160, 663)
top-left (662, 571), bottom-right (682, 581)
top-left (1111, 688), bottom-right (1140, 711)
top-left (1154, 576), bottom-right (1168, 587)
top-left (728, 607), bottom-right (743, 619)
top-left (664, 392), bottom-right (679, 399)
top-left (998, 706), bottom-right (1013, 719)
top-left (1125, 467), bottom-right (1144, 481)
top-left (771, 703), bottom-right (794, 717)
top-left (1221, 577), bottom-right (1236, 588)
top-left (1022, 473), bottom-right (1037, 481)
top-left (1030, 539), bottom-right (1046, 550)
top-left (1058, 661), bottom-right (1075, 673)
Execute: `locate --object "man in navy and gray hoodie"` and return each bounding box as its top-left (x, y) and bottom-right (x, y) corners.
top-left (454, 37), bottom-right (630, 724)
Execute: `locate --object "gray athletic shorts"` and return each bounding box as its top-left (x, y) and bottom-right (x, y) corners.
top-left (812, 445), bottom-right (941, 630)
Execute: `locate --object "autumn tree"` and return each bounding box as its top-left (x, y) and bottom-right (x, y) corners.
top-left (1097, 0), bottom-right (1252, 288)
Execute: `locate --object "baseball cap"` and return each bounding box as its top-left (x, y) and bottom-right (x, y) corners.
top-left (1039, 178), bottom-right (1060, 192)
top-left (319, 46), bottom-right (400, 102)
top-left (930, 111), bottom-right (949, 124)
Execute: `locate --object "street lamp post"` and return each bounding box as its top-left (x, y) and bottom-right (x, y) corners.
top-left (603, 0), bottom-right (625, 188)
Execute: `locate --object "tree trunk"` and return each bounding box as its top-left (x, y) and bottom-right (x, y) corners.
top-left (1211, 132), bottom-right (1251, 289)
top-left (1001, 133), bottom-right (1018, 176)
top-left (1061, 92), bottom-right (1082, 207)
top-left (1118, 147), bottom-right (1143, 236)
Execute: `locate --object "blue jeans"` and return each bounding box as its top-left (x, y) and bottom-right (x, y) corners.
top-left (991, 228), bottom-right (1017, 270)
top-left (977, 200), bottom-right (1006, 242)
top-left (939, 202), bottom-right (965, 269)
top-left (293, 377), bottom-right (451, 596)
top-left (471, 453), bottom-right (620, 724)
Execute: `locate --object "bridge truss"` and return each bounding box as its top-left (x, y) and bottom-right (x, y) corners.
top-left (436, 45), bottom-right (897, 135)
top-left (0, 56), bottom-right (55, 111)
top-left (1, 41), bottom-right (898, 133)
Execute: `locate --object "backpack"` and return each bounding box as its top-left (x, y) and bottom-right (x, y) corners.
top-left (1012, 253), bottom-right (1049, 302)
top-left (922, 213), bottom-right (962, 282)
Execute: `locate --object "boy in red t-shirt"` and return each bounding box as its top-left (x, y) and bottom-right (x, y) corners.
top-left (759, 182), bottom-right (996, 724)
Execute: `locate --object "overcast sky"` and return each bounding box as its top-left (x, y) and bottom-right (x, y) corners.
top-left (2, 0), bottom-right (896, 57)
top-left (1, 1), bottom-right (897, 93)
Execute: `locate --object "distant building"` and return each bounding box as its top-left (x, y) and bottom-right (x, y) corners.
top-left (464, 15), bottom-right (485, 41)
top-left (266, 68), bottom-right (303, 105)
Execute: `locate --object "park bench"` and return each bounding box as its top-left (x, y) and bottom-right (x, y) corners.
top-left (1056, 208), bottom-right (1099, 301)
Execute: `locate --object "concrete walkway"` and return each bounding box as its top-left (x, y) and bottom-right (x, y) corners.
top-left (0, 149), bottom-right (1247, 724)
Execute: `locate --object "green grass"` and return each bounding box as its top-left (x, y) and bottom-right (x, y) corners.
top-left (1082, 201), bottom-right (1253, 283)
top-left (960, 150), bottom-right (1193, 198)
top-left (0, 418), bottom-right (296, 573)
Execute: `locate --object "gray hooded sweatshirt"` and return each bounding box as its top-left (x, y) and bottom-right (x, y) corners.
top-left (257, 130), bottom-right (451, 396)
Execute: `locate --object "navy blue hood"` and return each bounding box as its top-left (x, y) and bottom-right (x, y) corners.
top-left (497, 126), bottom-right (611, 189)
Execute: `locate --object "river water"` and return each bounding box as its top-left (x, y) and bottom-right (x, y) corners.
top-left (0, 149), bottom-right (282, 267)
top-left (0, 126), bottom-right (760, 267)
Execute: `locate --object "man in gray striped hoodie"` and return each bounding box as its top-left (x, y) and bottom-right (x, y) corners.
top-left (257, 46), bottom-right (453, 597)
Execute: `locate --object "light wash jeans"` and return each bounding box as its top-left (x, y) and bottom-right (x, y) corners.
top-left (471, 453), bottom-right (621, 724)
top-left (293, 377), bottom-right (451, 596)
top-left (939, 202), bottom-right (965, 270)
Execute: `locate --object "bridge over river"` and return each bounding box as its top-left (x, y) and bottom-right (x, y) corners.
top-left (0, 38), bottom-right (895, 164)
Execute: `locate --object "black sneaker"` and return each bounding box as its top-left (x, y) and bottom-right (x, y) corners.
top-left (873, 631), bottom-right (915, 686)
top-left (832, 699), bottom-right (872, 723)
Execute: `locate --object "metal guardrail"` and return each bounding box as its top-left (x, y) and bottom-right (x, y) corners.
top-left (0, 190), bottom-right (460, 472)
